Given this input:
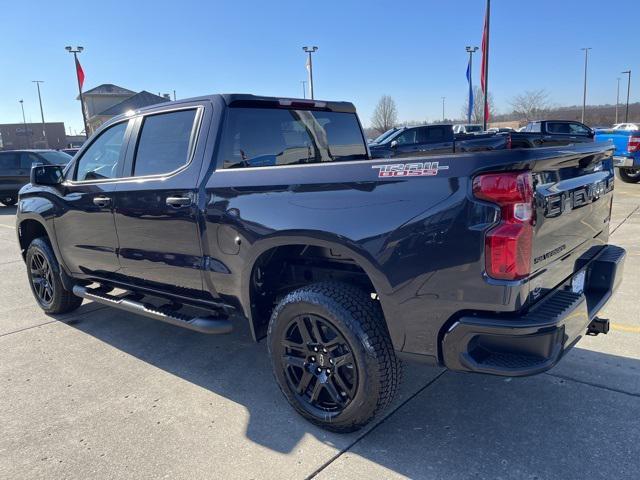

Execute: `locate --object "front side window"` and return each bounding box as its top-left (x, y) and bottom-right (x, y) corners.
top-left (569, 123), bottom-right (590, 135)
top-left (547, 122), bottom-right (570, 134)
top-left (20, 153), bottom-right (41, 169)
top-left (394, 129), bottom-right (417, 146)
top-left (75, 122), bottom-right (128, 181)
top-left (218, 108), bottom-right (367, 168)
top-left (529, 123), bottom-right (541, 133)
top-left (133, 109), bottom-right (197, 177)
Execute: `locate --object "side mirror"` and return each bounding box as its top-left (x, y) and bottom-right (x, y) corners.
top-left (390, 140), bottom-right (398, 149)
top-left (31, 164), bottom-right (64, 186)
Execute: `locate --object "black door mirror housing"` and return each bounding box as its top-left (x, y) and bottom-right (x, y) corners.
top-left (31, 164), bottom-right (64, 186)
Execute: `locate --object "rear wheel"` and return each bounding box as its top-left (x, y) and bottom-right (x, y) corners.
top-left (268, 281), bottom-right (401, 432)
top-left (1, 196), bottom-right (17, 206)
top-left (617, 168), bottom-right (640, 183)
top-left (26, 237), bottom-right (83, 314)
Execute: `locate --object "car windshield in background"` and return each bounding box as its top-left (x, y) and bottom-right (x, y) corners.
top-left (465, 125), bottom-right (483, 133)
top-left (371, 128), bottom-right (398, 144)
top-left (39, 151), bottom-right (73, 165)
top-left (219, 108), bottom-right (368, 168)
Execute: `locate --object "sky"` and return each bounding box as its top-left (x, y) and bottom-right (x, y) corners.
top-left (1, 0), bottom-right (638, 134)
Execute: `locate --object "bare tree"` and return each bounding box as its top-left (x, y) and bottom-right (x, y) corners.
top-left (371, 95), bottom-right (398, 134)
top-left (461, 86), bottom-right (496, 123)
top-left (509, 89), bottom-right (551, 122)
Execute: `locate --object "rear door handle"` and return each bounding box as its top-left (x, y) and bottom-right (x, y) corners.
top-left (166, 196), bottom-right (192, 208)
top-left (93, 196), bottom-right (111, 207)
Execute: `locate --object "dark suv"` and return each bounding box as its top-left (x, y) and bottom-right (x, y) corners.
top-left (0, 150), bottom-right (71, 206)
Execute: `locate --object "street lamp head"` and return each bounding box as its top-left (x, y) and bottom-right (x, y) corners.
top-left (622, 70), bottom-right (631, 74)
top-left (65, 46), bottom-right (72, 51)
top-left (302, 46), bottom-right (318, 53)
top-left (77, 46), bottom-right (84, 52)
top-left (466, 46), bottom-right (478, 53)
top-left (19, 99), bottom-right (23, 104)
top-left (65, 46), bottom-right (84, 53)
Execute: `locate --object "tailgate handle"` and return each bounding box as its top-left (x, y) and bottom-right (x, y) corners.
top-left (166, 196), bottom-right (192, 208)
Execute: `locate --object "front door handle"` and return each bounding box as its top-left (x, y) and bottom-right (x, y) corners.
top-left (166, 196), bottom-right (192, 208)
top-left (93, 196), bottom-right (111, 207)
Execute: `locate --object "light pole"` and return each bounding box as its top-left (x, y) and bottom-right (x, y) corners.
top-left (580, 47), bottom-right (591, 124)
top-left (441, 97), bottom-right (446, 121)
top-left (622, 70), bottom-right (631, 123)
top-left (32, 80), bottom-right (47, 148)
top-left (465, 46), bottom-right (478, 124)
top-left (65, 46), bottom-right (90, 137)
top-left (301, 80), bottom-right (307, 99)
top-left (615, 77), bottom-right (620, 124)
top-left (19, 100), bottom-right (30, 148)
top-left (302, 46), bottom-right (318, 99)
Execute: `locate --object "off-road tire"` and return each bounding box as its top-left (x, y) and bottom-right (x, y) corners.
top-left (267, 281), bottom-right (401, 432)
top-left (26, 237), bottom-right (83, 314)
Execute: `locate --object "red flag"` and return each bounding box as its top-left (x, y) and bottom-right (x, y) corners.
top-left (480, 1), bottom-right (490, 123)
top-left (75, 56), bottom-right (85, 90)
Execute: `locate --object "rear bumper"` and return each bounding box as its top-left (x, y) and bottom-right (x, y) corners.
top-left (613, 155), bottom-right (639, 168)
top-left (442, 244), bottom-right (625, 376)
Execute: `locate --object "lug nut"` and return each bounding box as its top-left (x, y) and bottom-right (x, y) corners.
top-left (340, 391), bottom-right (347, 397)
top-left (316, 367), bottom-right (322, 373)
top-left (310, 356), bottom-right (315, 362)
top-left (322, 348), bottom-right (327, 353)
top-left (329, 359), bottom-right (334, 364)
top-left (326, 369), bottom-right (331, 374)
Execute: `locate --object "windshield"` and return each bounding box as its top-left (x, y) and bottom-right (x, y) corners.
top-left (39, 151), bottom-right (73, 165)
top-left (371, 128), bottom-right (398, 144)
top-left (218, 108), bottom-right (368, 168)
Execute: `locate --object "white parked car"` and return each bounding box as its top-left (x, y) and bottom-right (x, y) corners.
top-left (612, 123), bottom-right (640, 131)
top-left (453, 124), bottom-right (484, 134)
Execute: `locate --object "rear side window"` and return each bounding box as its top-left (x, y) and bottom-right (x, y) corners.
top-left (0, 153), bottom-right (19, 170)
top-left (133, 109), bottom-right (197, 177)
top-left (546, 122), bottom-right (571, 134)
top-left (218, 108), bottom-right (367, 169)
top-left (418, 126), bottom-right (448, 142)
top-left (529, 123), bottom-right (541, 133)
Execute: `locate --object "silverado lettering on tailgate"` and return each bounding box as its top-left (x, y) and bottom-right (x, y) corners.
top-left (372, 162), bottom-right (449, 178)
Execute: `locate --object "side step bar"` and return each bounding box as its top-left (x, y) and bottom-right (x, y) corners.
top-left (72, 285), bottom-right (233, 334)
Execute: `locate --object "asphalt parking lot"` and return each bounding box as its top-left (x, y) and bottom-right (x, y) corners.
top-left (1, 182), bottom-right (639, 480)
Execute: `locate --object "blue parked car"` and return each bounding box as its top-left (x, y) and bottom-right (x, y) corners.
top-left (595, 128), bottom-right (640, 183)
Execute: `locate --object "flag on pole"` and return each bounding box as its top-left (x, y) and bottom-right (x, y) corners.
top-left (480, 0), bottom-right (490, 125)
top-left (466, 61), bottom-right (473, 123)
top-left (75, 56), bottom-right (85, 90)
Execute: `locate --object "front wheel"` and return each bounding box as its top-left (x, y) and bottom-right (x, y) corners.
top-left (267, 282), bottom-right (401, 432)
top-left (617, 168), bottom-right (640, 183)
top-left (26, 237), bottom-right (83, 314)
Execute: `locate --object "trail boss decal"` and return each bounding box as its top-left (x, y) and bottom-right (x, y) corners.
top-left (372, 162), bottom-right (449, 178)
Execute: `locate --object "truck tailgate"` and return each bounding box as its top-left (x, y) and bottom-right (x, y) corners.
top-left (528, 144), bottom-right (615, 301)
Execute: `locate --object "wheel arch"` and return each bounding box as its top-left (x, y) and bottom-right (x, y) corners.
top-left (240, 234), bottom-right (399, 347)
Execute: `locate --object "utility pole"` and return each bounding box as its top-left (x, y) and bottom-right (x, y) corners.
top-left (481, 0), bottom-right (491, 130)
top-left (300, 80), bottom-right (307, 99)
top-left (622, 70), bottom-right (631, 123)
top-left (65, 46), bottom-right (89, 137)
top-left (466, 46), bottom-right (478, 124)
top-left (441, 97), bottom-right (446, 121)
top-left (302, 46), bottom-right (318, 99)
top-left (19, 100), bottom-right (30, 148)
top-left (580, 48), bottom-right (591, 124)
top-left (173, 90), bottom-right (176, 101)
top-left (32, 80), bottom-right (47, 148)
top-left (615, 77), bottom-right (620, 124)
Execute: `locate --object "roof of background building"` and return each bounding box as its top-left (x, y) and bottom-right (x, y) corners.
top-left (97, 90), bottom-right (170, 116)
top-left (82, 84), bottom-right (136, 96)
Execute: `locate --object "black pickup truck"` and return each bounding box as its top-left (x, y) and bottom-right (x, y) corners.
top-left (509, 120), bottom-right (595, 148)
top-left (17, 94), bottom-right (625, 432)
top-left (368, 124), bottom-right (508, 158)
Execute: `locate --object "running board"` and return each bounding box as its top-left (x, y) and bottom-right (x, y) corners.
top-left (72, 285), bottom-right (233, 334)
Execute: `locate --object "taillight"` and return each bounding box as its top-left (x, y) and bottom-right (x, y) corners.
top-left (628, 135), bottom-right (640, 153)
top-left (473, 171), bottom-right (534, 280)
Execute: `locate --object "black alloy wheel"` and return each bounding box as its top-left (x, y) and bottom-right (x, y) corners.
top-left (30, 250), bottom-right (55, 306)
top-left (281, 314), bottom-right (358, 414)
